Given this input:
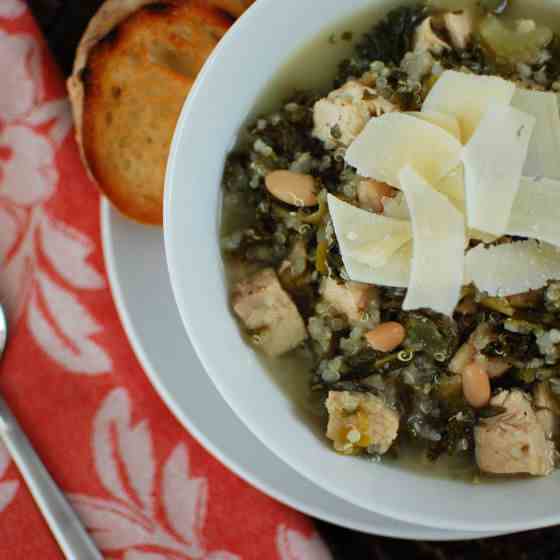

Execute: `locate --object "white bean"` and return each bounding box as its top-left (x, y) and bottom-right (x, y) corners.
top-left (463, 362), bottom-right (491, 408)
top-left (265, 170), bottom-right (318, 207)
top-left (366, 322), bottom-right (406, 353)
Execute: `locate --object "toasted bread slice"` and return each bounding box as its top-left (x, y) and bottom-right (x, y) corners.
top-left (206, 0), bottom-right (254, 17)
top-left (68, 1), bottom-right (230, 225)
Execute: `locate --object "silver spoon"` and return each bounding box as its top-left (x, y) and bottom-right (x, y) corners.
top-left (0, 306), bottom-right (102, 559)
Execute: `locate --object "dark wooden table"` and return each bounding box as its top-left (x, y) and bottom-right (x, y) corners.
top-left (27, 1), bottom-right (560, 558)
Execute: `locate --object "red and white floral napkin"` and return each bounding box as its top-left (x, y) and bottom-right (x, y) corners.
top-left (0, 2), bottom-right (332, 558)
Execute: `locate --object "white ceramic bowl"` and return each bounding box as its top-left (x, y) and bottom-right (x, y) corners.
top-left (102, 201), bottom-right (503, 540)
top-left (165, 0), bottom-right (560, 533)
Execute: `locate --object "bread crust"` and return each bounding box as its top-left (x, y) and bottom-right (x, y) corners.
top-left (68, 1), bottom-right (229, 224)
top-left (206, 0), bottom-right (254, 18)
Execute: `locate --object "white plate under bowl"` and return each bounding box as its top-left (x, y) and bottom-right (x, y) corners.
top-left (164, 0), bottom-right (560, 533)
top-left (100, 200), bottom-right (500, 541)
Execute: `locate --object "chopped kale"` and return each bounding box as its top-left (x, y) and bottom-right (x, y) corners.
top-left (403, 312), bottom-right (459, 363)
top-left (326, 242), bottom-right (344, 279)
top-left (439, 43), bottom-right (497, 76)
top-left (482, 330), bottom-right (541, 365)
top-left (335, 5), bottom-right (429, 85)
top-left (329, 381), bottom-right (380, 394)
top-left (427, 408), bottom-right (476, 461)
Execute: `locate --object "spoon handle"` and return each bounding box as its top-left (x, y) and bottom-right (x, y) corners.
top-left (0, 397), bottom-right (102, 560)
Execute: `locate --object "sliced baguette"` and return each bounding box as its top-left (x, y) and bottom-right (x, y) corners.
top-left (68, 0), bottom-right (230, 225)
top-left (206, 0), bottom-right (254, 17)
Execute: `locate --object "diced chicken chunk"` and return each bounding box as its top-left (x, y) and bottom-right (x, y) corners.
top-left (533, 382), bottom-right (560, 440)
top-left (414, 17), bottom-right (450, 54)
top-left (321, 278), bottom-right (378, 326)
top-left (232, 268), bottom-right (307, 357)
top-left (326, 391), bottom-right (400, 455)
top-left (475, 390), bottom-right (555, 476)
top-left (313, 81), bottom-right (396, 147)
top-left (443, 10), bottom-right (474, 50)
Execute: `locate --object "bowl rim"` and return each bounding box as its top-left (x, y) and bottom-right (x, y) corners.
top-left (164, 0), bottom-right (560, 533)
top-left (102, 200), bottom-right (506, 541)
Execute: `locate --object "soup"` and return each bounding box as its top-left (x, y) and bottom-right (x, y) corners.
top-left (220, 1), bottom-right (560, 479)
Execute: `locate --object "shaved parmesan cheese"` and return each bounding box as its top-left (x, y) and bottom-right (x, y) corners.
top-left (422, 70), bottom-right (515, 142)
top-left (345, 112), bottom-right (462, 188)
top-left (436, 165), bottom-right (465, 211)
top-left (343, 243), bottom-right (412, 288)
top-left (508, 177), bottom-right (560, 247)
top-left (436, 162), bottom-right (498, 244)
top-left (466, 240), bottom-right (560, 297)
top-left (327, 195), bottom-right (411, 287)
top-left (434, 169), bottom-right (493, 247)
top-left (438, 166), bottom-right (465, 201)
top-left (511, 89), bottom-right (560, 179)
top-left (462, 103), bottom-right (535, 236)
top-left (349, 233), bottom-right (412, 268)
top-left (399, 166), bottom-right (465, 316)
top-left (382, 192), bottom-right (410, 220)
top-left (432, 168), bottom-right (495, 245)
top-left (328, 195), bottom-right (411, 267)
top-left (387, 164), bottom-right (496, 243)
top-left (409, 110), bottom-right (462, 140)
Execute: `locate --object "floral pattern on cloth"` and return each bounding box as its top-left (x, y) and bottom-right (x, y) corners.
top-left (0, 5), bottom-right (331, 559)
